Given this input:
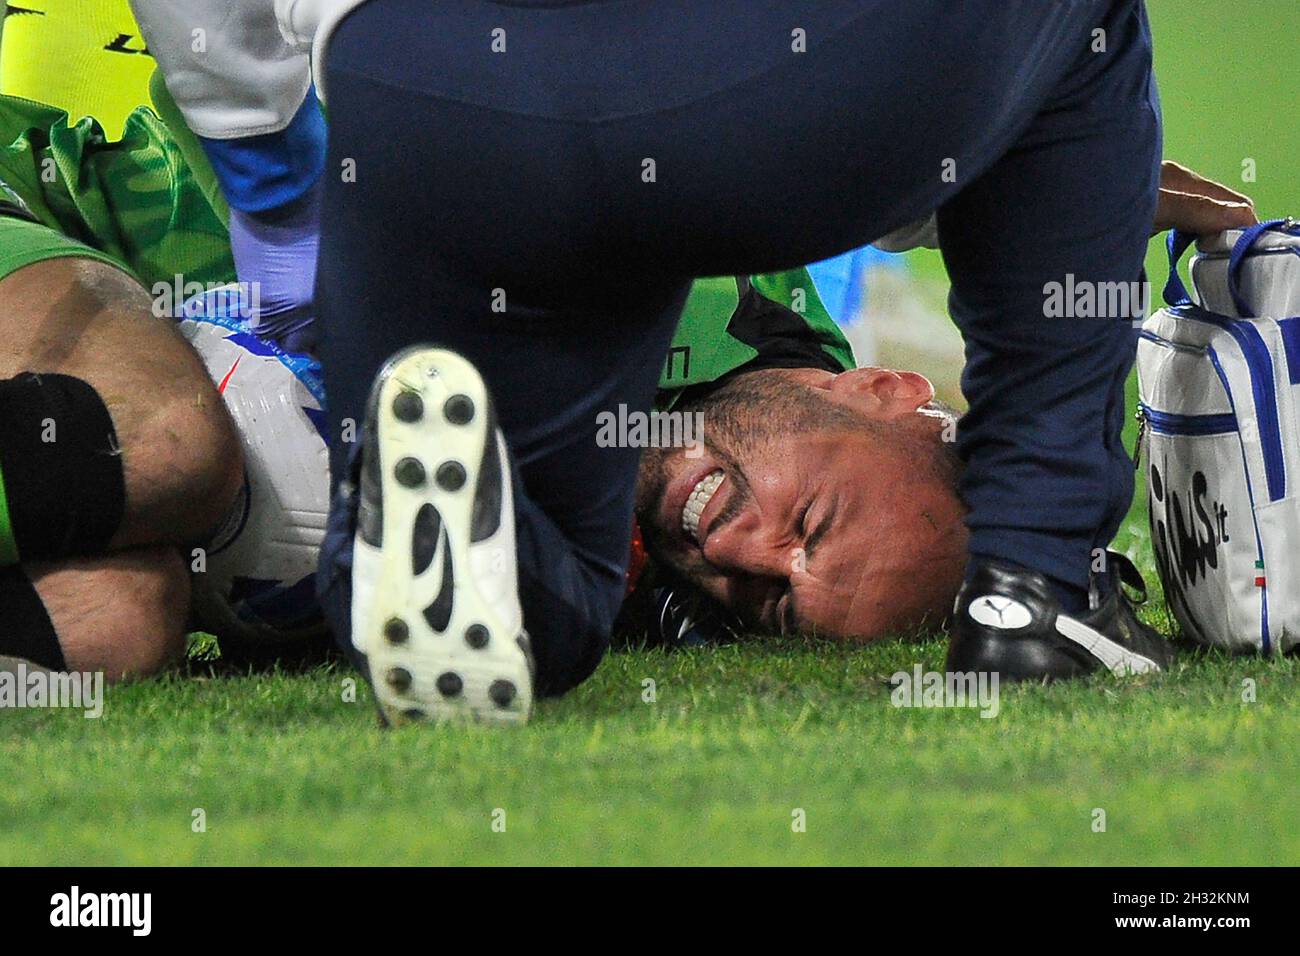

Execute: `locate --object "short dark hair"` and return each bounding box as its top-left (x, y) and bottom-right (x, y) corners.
top-left (680, 367), bottom-right (963, 487)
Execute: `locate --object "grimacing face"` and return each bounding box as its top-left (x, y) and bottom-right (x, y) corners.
top-left (634, 366), bottom-right (968, 640)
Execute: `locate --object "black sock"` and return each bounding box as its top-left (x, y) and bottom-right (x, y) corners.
top-left (0, 373), bottom-right (125, 561)
top-left (0, 565), bottom-right (65, 670)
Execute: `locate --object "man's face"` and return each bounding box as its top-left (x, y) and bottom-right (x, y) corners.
top-left (635, 367), bottom-right (967, 640)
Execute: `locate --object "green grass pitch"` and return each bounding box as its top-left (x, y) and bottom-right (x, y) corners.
top-left (2, 0), bottom-right (1298, 866)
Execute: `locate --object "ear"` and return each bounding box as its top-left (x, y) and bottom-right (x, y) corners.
top-left (826, 367), bottom-right (935, 418)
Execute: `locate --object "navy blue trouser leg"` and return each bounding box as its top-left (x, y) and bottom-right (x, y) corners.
top-left (316, 269), bottom-right (688, 698)
top-left (316, 0), bottom-right (1160, 694)
top-left (938, 0), bottom-right (1162, 592)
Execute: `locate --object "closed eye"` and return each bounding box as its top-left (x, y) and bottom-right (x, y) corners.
top-left (795, 500), bottom-right (813, 538)
top-left (782, 496), bottom-right (837, 635)
top-left (802, 497), bottom-right (837, 564)
top-left (770, 500), bottom-right (817, 634)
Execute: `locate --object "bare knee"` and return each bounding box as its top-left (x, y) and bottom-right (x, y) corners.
top-left (141, 377), bottom-right (246, 539)
top-left (30, 548), bottom-right (190, 682)
top-left (0, 257), bottom-right (245, 546)
top-left (105, 327), bottom-right (247, 547)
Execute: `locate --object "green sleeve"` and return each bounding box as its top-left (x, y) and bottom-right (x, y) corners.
top-left (148, 68), bottom-right (229, 228)
top-left (0, 88), bottom-right (235, 290)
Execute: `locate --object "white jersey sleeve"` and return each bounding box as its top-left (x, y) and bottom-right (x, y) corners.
top-left (128, 0), bottom-right (313, 139)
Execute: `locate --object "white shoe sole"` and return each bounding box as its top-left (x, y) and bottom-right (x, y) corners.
top-left (354, 348), bottom-right (533, 726)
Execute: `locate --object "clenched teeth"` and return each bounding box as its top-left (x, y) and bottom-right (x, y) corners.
top-left (682, 469), bottom-right (724, 542)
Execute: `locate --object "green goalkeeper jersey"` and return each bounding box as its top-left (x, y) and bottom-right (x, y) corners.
top-left (0, 82), bottom-right (854, 403)
top-left (0, 83), bottom-right (233, 291)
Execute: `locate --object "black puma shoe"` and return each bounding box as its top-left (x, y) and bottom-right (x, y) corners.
top-left (946, 552), bottom-right (1173, 681)
top-left (351, 346), bottom-right (533, 725)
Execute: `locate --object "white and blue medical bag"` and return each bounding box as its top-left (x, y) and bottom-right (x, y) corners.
top-left (1137, 218), bottom-right (1300, 653)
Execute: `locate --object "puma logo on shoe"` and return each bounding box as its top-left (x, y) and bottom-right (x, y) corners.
top-left (968, 595), bottom-right (1032, 629)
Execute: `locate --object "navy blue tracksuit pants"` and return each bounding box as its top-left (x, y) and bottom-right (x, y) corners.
top-left (316, 0), bottom-right (1162, 695)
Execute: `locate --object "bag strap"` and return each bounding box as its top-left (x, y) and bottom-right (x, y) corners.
top-left (1162, 229), bottom-right (1197, 307)
top-left (1227, 217), bottom-right (1300, 317)
top-left (1164, 219), bottom-right (1300, 314)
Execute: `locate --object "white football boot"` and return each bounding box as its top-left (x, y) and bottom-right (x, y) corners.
top-left (351, 346), bottom-right (534, 725)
